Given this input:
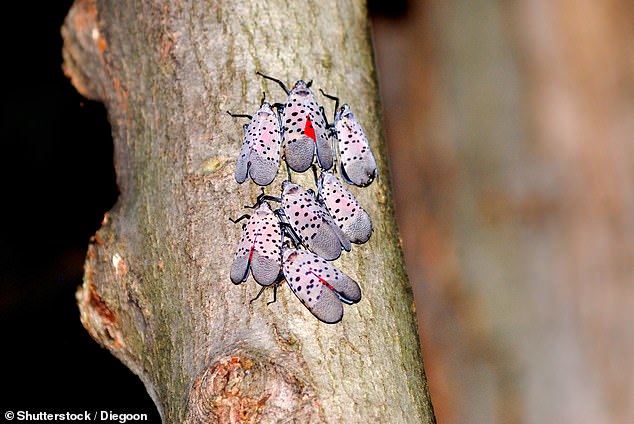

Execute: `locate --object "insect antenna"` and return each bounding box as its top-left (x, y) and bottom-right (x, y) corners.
top-left (256, 71), bottom-right (290, 95)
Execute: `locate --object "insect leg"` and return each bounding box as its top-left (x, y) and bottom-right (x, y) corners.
top-left (319, 89), bottom-right (340, 112)
top-left (286, 160), bottom-right (293, 182)
top-left (226, 111), bottom-right (252, 119)
top-left (256, 71), bottom-right (290, 95)
top-left (275, 209), bottom-right (304, 249)
top-left (251, 194), bottom-right (282, 207)
top-left (266, 284), bottom-right (278, 305)
top-left (271, 102), bottom-right (285, 112)
top-left (310, 164), bottom-right (319, 187)
top-left (229, 214), bottom-right (250, 224)
top-left (319, 105), bottom-right (331, 128)
top-left (249, 285), bottom-right (267, 304)
top-left (280, 223), bottom-right (303, 248)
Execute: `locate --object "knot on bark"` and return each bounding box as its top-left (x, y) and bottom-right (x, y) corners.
top-left (77, 273), bottom-right (125, 350)
top-left (61, 0), bottom-right (109, 101)
top-left (185, 354), bottom-right (325, 423)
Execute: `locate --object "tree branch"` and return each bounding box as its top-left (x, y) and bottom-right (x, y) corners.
top-left (63, 0), bottom-right (436, 422)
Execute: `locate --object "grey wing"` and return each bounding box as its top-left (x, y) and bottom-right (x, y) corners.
top-left (328, 214), bottom-right (352, 252)
top-left (318, 258), bottom-right (362, 304)
top-left (282, 98), bottom-right (316, 172)
top-left (340, 153), bottom-right (378, 187)
top-left (302, 210), bottom-right (350, 261)
top-left (343, 208), bottom-right (373, 244)
top-left (250, 252), bottom-right (281, 286)
top-left (234, 130), bottom-right (250, 184)
top-left (283, 135), bottom-right (314, 172)
top-left (283, 251), bottom-right (344, 323)
top-left (248, 116), bottom-right (281, 186)
top-left (230, 225), bottom-right (252, 284)
top-left (320, 173), bottom-right (372, 244)
top-left (249, 217), bottom-right (282, 286)
top-left (249, 154), bottom-right (279, 186)
top-left (336, 118), bottom-right (378, 187)
top-left (313, 117), bottom-right (333, 170)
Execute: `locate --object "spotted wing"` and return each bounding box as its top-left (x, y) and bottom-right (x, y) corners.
top-left (281, 93), bottom-right (317, 172)
top-left (249, 209), bottom-right (283, 286)
top-left (336, 106), bottom-right (378, 187)
top-left (319, 171), bottom-right (372, 244)
top-left (283, 248), bottom-right (361, 324)
top-left (230, 203), bottom-right (282, 286)
top-left (312, 106), bottom-right (333, 170)
top-left (248, 105), bottom-right (282, 186)
top-left (234, 123), bottom-right (251, 184)
top-left (282, 185), bottom-right (350, 261)
top-left (230, 216), bottom-right (256, 284)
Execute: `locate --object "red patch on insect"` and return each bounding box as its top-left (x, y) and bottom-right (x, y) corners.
top-left (312, 271), bottom-right (335, 291)
top-left (303, 116), bottom-right (316, 141)
top-left (249, 232), bottom-right (260, 261)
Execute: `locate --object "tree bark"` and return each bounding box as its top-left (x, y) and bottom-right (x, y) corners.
top-left (62, 0), bottom-right (436, 422)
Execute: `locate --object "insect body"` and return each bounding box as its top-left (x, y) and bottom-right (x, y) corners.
top-left (318, 171), bottom-right (372, 244)
top-left (229, 100), bottom-right (281, 186)
top-left (230, 202), bottom-right (283, 286)
top-left (257, 73), bottom-right (333, 172)
top-left (282, 248), bottom-right (361, 323)
top-left (320, 91), bottom-right (378, 187)
top-left (280, 181), bottom-right (350, 261)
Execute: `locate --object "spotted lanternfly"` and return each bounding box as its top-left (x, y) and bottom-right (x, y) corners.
top-left (230, 202), bottom-right (283, 286)
top-left (280, 181), bottom-right (351, 261)
top-left (320, 91), bottom-right (378, 187)
top-left (317, 171), bottom-right (372, 244)
top-left (282, 247), bottom-right (361, 323)
top-left (257, 72), bottom-right (333, 172)
top-left (228, 97), bottom-right (281, 186)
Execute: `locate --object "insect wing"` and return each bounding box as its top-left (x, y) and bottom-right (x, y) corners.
top-left (235, 123), bottom-right (251, 184)
top-left (247, 103), bottom-right (282, 186)
top-left (281, 81), bottom-right (333, 172)
top-left (283, 249), bottom-right (361, 323)
top-left (230, 216), bottom-right (256, 284)
top-left (230, 203), bottom-right (282, 286)
top-left (312, 105), bottom-right (333, 170)
top-left (335, 105), bottom-right (378, 187)
top-left (318, 171), bottom-right (372, 244)
top-left (282, 182), bottom-right (350, 261)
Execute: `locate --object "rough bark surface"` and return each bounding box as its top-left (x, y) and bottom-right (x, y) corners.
top-left (62, 0), bottom-right (435, 422)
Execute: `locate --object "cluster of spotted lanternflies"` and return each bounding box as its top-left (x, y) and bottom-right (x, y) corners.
top-left (228, 72), bottom-right (378, 324)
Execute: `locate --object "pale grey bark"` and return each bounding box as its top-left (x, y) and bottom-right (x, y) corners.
top-left (63, 0), bottom-right (436, 422)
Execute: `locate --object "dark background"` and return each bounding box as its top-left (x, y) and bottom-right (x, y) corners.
top-left (0, 1), bottom-right (401, 421)
top-left (0, 1), bottom-right (156, 419)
